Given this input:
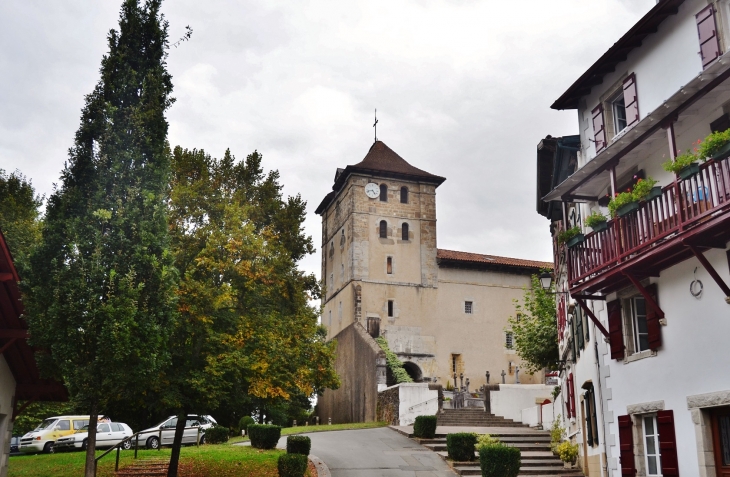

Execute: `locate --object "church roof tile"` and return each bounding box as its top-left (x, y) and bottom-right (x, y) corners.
top-left (437, 249), bottom-right (553, 271)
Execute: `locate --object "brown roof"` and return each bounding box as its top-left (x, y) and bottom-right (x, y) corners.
top-left (437, 249), bottom-right (553, 271)
top-left (316, 141), bottom-right (446, 214)
top-left (552, 0), bottom-right (685, 110)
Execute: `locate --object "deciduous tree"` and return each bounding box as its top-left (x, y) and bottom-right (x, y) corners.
top-left (0, 169), bottom-right (43, 276)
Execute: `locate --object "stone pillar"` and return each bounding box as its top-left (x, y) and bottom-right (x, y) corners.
top-left (354, 284), bottom-right (362, 323)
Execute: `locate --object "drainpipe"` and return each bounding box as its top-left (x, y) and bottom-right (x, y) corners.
top-left (594, 323), bottom-right (609, 477)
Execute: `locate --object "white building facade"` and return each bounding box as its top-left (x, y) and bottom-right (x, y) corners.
top-left (538, 1), bottom-right (730, 477)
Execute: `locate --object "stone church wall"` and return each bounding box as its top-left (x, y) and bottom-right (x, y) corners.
top-left (317, 322), bottom-right (386, 424)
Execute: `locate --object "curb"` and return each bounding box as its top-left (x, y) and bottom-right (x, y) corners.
top-left (309, 454), bottom-right (331, 477)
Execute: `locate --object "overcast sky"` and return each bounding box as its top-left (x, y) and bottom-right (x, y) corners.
top-left (0, 0), bottom-right (657, 278)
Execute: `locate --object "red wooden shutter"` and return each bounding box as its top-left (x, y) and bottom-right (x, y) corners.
top-left (568, 373), bottom-right (576, 419)
top-left (607, 299), bottom-right (625, 360)
top-left (656, 410), bottom-right (680, 476)
top-left (592, 104), bottom-right (607, 152)
top-left (618, 415), bottom-right (636, 477)
top-left (623, 74), bottom-right (639, 128)
top-left (645, 284), bottom-right (662, 350)
top-left (697, 5), bottom-right (721, 69)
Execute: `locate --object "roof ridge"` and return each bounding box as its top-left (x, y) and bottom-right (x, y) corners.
top-left (437, 248), bottom-right (553, 268)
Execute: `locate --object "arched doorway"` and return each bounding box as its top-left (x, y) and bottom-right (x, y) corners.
top-left (402, 361), bottom-right (423, 383)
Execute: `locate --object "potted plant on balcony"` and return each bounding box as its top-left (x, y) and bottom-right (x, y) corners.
top-left (663, 151), bottom-right (701, 180)
top-left (697, 128), bottom-right (730, 161)
top-left (584, 211), bottom-right (608, 232)
top-left (557, 226), bottom-right (583, 249)
top-left (632, 177), bottom-right (659, 201)
top-left (608, 191), bottom-right (637, 218)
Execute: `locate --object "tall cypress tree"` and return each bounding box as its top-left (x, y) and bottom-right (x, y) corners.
top-left (24, 1), bottom-right (176, 475)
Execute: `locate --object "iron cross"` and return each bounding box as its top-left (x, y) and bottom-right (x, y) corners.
top-left (373, 109), bottom-right (378, 143)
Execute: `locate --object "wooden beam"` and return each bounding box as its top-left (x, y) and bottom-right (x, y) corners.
top-left (571, 294), bottom-right (606, 301)
top-left (0, 273), bottom-right (13, 282)
top-left (623, 272), bottom-right (665, 318)
top-left (687, 245), bottom-right (730, 300)
top-left (575, 299), bottom-right (611, 339)
top-left (0, 338), bottom-right (17, 354)
top-left (0, 329), bottom-right (29, 339)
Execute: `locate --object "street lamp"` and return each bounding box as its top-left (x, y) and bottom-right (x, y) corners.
top-left (539, 272), bottom-right (553, 291)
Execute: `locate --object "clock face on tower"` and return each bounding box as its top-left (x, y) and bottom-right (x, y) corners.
top-left (365, 182), bottom-right (380, 198)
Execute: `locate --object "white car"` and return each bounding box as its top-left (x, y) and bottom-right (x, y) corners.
top-left (136, 415), bottom-right (216, 449)
top-left (54, 422), bottom-right (134, 451)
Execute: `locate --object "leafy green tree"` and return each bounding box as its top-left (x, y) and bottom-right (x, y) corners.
top-left (23, 1), bottom-right (176, 475)
top-left (0, 169), bottom-right (43, 276)
top-left (12, 401), bottom-right (79, 436)
top-left (164, 147), bottom-right (339, 476)
top-left (507, 274), bottom-right (559, 374)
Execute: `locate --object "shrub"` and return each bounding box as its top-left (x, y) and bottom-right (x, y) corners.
top-left (239, 416), bottom-right (255, 435)
top-left (203, 425), bottom-right (229, 444)
top-left (556, 441), bottom-right (579, 464)
top-left (556, 226), bottom-right (581, 245)
top-left (475, 434), bottom-right (500, 451)
top-left (277, 453), bottom-right (308, 477)
top-left (375, 336), bottom-right (413, 383)
top-left (248, 424), bottom-right (282, 449)
top-left (413, 415), bottom-right (437, 438)
top-left (286, 435), bottom-right (311, 455)
top-left (584, 211), bottom-right (607, 228)
top-left (479, 443), bottom-right (521, 477)
top-left (447, 432), bottom-right (477, 462)
top-left (550, 416), bottom-right (566, 453)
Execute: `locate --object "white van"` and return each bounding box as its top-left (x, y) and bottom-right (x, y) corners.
top-left (20, 415), bottom-right (91, 453)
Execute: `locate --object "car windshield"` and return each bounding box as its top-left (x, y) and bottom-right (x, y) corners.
top-left (34, 419), bottom-right (58, 431)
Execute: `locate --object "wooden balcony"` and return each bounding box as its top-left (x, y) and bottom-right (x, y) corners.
top-left (567, 155), bottom-right (730, 295)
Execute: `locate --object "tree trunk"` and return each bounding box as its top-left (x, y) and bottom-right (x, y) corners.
top-left (167, 409), bottom-right (188, 477)
top-left (84, 402), bottom-right (98, 477)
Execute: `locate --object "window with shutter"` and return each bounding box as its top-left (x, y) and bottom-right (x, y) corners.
top-left (592, 104), bottom-right (607, 152)
top-left (656, 410), bottom-right (680, 476)
top-left (568, 374), bottom-right (576, 419)
top-left (576, 308), bottom-right (584, 351)
top-left (571, 313), bottom-right (579, 359)
top-left (645, 284), bottom-right (662, 350)
top-left (697, 5), bottom-right (721, 69)
top-left (623, 74), bottom-right (640, 128)
top-left (585, 389), bottom-right (594, 447)
top-left (608, 300), bottom-right (625, 360)
top-left (618, 415), bottom-right (637, 477)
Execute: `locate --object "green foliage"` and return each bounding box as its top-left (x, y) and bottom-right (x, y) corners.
top-left (550, 415), bottom-right (566, 453)
top-left (248, 424), bottom-right (282, 449)
top-left (277, 453), bottom-right (308, 477)
top-left (23, 3), bottom-right (177, 471)
top-left (697, 128), bottom-right (730, 158)
top-left (507, 274), bottom-right (558, 374)
top-left (631, 177), bottom-right (658, 200)
top-left (475, 434), bottom-right (500, 451)
top-left (478, 444), bottom-right (521, 477)
top-left (608, 191), bottom-right (635, 218)
top-left (11, 401), bottom-right (79, 436)
top-left (0, 169), bottom-right (43, 277)
top-left (556, 226), bottom-right (580, 245)
top-left (204, 425), bottom-right (230, 444)
top-left (608, 177), bottom-right (658, 217)
top-left (447, 432), bottom-right (477, 461)
top-left (551, 386), bottom-right (561, 400)
top-left (584, 211), bottom-right (607, 229)
top-left (663, 151), bottom-right (699, 174)
top-left (413, 415), bottom-right (437, 438)
top-left (375, 337), bottom-right (412, 383)
top-left (239, 416), bottom-right (256, 434)
top-left (445, 381), bottom-right (454, 391)
top-left (556, 441), bottom-right (580, 463)
top-left (286, 435), bottom-right (311, 455)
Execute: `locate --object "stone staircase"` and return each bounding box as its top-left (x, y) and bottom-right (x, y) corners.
top-left (115, 458), bottom-right (169, 477)
top-left (437, 409), bottom-right (529, 427)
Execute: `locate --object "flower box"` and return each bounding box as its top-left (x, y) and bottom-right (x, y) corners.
top-left (645, 186), bottom-right (662, 201)
top-left (710, 142), bottom-right (730, 161)
top-left (591, 221), bottom-right (608, 233)
top-left (678, 163), bottom-right (700, 180)
top-left (616, 201), bottom-right (640, 217)
top-left (566, 234), bottom-right (585, 249)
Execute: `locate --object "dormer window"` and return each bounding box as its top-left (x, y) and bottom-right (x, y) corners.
top-left (379, 184), bottom-right (388, 202)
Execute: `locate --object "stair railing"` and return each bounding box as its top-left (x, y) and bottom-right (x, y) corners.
top-left (407, 397), bottom-right (439, 412)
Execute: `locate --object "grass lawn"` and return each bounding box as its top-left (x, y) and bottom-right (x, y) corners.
top-left (228, 421), bottom-right (389, 444)
top-left (8, 445), bottom-right (293, 477)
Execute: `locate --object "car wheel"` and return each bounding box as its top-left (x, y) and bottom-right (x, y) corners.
top-left (122, 439), bottom-right (133, 451)
top-left (81, 439), bottom-right (88, 451)
top-left (43, 442), bottom-right (54, 454)
top-left (199, 434), bottom-right (206, 445)
top-left (147, 436), bottom-right (160, 450)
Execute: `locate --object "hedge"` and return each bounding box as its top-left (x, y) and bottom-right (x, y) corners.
top-left (277, 453), bottom-right (308, 477)
top-left (203, 425), bottom-right (229, 444)
top-left (248, 424), bottom-right (282, 449)
top-left (286, 435), bottom-right (311, 455)
top-left (413, 415), bottom-right (437, 438)
top-left (447, 432), bottom-right (477, 461)
top-left (479, 443), bottom-right (521, 477)
top-left (239, 416), bottom-right (255, 435)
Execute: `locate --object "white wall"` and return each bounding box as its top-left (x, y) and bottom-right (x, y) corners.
top-left (491, 384), bottom-right (553, 423)
top-left (395, 383), bottom-right (438, 426)
top-left (0, 356), bottom-right (16, 477)
top-left (521, 402), bottom-right (557, 430)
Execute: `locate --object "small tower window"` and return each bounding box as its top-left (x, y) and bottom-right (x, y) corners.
top-left (380, 184), bottom-right (388, 202)
top-left (400, 186), bottom-right (408, 203)
top-left (401, 223), bottom-right (409, 241)
top-left (387, 300), bottom-right (394, 317)
top-left (464, 301), bottom-right (473, 314)
top-left (379, 220), bottom-right (387, 238)
top-left (505, 331), bottom-right (514, 350)
top-left (387, 257), bottom-right (393, 274)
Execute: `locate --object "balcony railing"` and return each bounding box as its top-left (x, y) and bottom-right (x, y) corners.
top-left (568, 156), bottom-right (730, 286)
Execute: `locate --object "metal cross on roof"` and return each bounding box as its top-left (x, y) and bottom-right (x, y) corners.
top-left (373, 109), bottom-right (378, 143)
